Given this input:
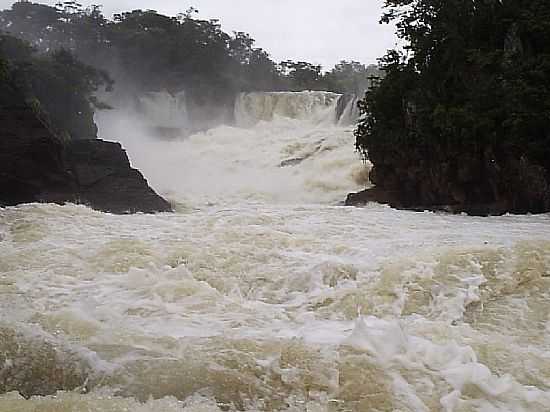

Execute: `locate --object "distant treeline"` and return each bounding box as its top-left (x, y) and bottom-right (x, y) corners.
top-left (0, 1), bottom-right (381, 139)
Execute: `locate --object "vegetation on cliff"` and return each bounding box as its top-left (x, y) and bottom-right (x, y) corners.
top-left (0, 34), bottom-right (111, 140)
top-left (354, 0), bottom-right (550, 214)
top-left (0, 61), bottom-right (171, 213)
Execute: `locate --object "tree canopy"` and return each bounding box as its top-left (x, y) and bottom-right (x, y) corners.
top-left (0, 33), bottom-right (111, 139)
top-left (356, 0), bottom-right (550, 168)
top-left (0, 0), bottom-right (378, 106)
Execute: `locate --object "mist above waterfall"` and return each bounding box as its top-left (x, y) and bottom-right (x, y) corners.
top-left (137, 91), bottom-right (190, 129)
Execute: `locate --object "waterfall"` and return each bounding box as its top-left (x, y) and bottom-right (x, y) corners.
top-left (96, 90), bottom-right (368, 205)
top-left (234, 91), bottom-right (344, 127)
top-left (136, 90), bottom-right (190, 138)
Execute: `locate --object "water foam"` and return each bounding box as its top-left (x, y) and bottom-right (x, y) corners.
top-left (2, 202), bottom-right (550, 410)
top-left (2, 91), bottom-right (550, 411)
top-left (96, 91), bottom-right (368, 206)
top-left (234, 91), bottom-right (342, 127)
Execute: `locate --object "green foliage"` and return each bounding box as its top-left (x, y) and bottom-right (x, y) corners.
top-left (0, 33), bottom-right (112, 139)
top-left (324, 61), bottom-right (383, 96)
top-left (280, 61), bottom-right (322, 91)
top-left (356, 0), bottom-right (550, 169)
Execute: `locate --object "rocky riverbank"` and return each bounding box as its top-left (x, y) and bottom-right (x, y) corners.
top-left (345, 145), bottom-right (550, 216)
top-left (0, 86), bottom-right (171, 214)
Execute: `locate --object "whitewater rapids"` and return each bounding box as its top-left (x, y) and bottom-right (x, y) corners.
top-left (1, 92), bottom-right (550, 411)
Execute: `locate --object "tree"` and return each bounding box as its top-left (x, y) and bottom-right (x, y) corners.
top-left (324, 61), bottom-right (383, 95)
top-left (357, 0), bottom-right (550, 159)
top-left (0, 33), bottom-right (112, 139)
top-left (354, 0), bottom-right (550, 213)
top-left (280, 60), bottom-right (322, 91)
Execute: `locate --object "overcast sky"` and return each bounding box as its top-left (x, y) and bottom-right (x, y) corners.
top-left (0, 0), bottom-right (397, 68)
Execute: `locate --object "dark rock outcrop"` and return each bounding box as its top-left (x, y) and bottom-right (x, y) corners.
top-left (346, 145), bottom-right (550, 216)
top-left (280, 157), bottom-right (306, 168)
top-left (0, 102), bottom-right (78, 206)
top-left (66, 139), bottom-right (172, 214)
top-left (0, 84), bottom-right (171, 213)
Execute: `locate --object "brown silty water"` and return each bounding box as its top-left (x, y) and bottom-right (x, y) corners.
top-left (1, 92), bottom-right (549, 411)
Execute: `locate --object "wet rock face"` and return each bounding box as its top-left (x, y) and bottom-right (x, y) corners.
top-left (66, 139), bottom-right (172, 214)
top-left (346, 146), bottom-right (550, 216)
top-left (0, 104), bottom-right (77, 206)
top-left (335, 93), bottom-right (355, 121)
top-left (0, 95), bottom-right (171, 213)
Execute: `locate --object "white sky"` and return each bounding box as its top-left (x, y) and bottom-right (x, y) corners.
top-left (0, 0), bottom-right (397, 68)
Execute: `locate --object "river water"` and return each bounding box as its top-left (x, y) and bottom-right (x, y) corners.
top-left (1, 92), bottom-right (549, 411)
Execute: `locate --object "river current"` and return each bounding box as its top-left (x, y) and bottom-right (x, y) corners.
top-left (1, 92), bottom-right (549, 411)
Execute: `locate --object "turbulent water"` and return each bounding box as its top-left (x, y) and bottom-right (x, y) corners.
top-left (137, 91), bottom-right (190, 129)
top-left (1, 92), bottom-right (550, 412)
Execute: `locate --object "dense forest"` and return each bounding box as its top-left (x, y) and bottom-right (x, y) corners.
top-left (352, 0), bottom-right (550, 214)
top-left (0, 33), bottom-right (111, 140)
top-left (0, 1), bottom-right (379, 139)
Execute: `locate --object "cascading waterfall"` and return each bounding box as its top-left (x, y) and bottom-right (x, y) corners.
top-left (138, 90), bottom-right (190, 128)
top-left (235, 91), bottom-right (360, 127)
top-left (234, 91), bottom-right (343, 127)
top-left (2, 90), bottom-right (550, 412)
top-left (136, 90), bottom-right (191, 138)
top-left (337, 94), bottom-right (361, 126)
top-left (94, 90), bottom-right (368, 205)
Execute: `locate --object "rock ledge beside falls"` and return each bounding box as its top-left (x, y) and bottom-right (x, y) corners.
top-left (345, 147), bottom-right (550, 216)
top-left (66, 139), bottom-right (172, 214)
top-left (0, 99), bottom-right (172, 214)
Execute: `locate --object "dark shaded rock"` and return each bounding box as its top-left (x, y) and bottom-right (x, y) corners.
top-left (280, 157), bottom-right (306, 167)
top-left (279, 142), bottom-right (327, 168)
top-left (346, 144), bottom-right (550, 216)
top-left (0, 103), bottom-right (77, 206)
top-left (0, 83), bottom-right (172, 214)
top-left (66, 139), bottom-right (172, 214)
top-left (345, 187), bottom-right (403, 208)
top-left (336, 94), bottom-right (355, 122)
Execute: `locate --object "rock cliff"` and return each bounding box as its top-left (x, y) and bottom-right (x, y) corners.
top-left (346, 144), bottom-right (550, 216)
top-left (66, 139), bottom-right (172, 214)
top-left (0, 82), bottom-right (171, 213)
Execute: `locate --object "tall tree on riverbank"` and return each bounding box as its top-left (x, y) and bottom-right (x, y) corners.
top-left (354, 0), bottom-right (550, 214)
top-left (358, 0), bottom-right (550, 159)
